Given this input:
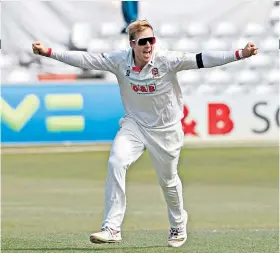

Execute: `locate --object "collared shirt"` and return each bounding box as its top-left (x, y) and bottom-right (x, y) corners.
top-left (111, 47), bottom-right (198, 128)
top-left (51, 47), bottom-right (237, 128)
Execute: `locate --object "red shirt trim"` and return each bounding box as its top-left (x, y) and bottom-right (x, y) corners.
top-left (235, 50), bottom-right (241, 60)
top-left (132, 66), bottom-right (142, 72)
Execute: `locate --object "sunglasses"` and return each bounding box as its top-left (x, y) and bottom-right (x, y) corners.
top-left (132, 37), bottom-right (156, 46)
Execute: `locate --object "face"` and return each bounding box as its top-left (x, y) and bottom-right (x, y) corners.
top-left (130, 28), bottom-right (156, 66)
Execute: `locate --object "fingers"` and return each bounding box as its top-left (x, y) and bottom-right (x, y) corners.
top-left (33, 49), bottom-right (40, 55)
top-left (249, 45), bottom-right (258, 55)
top-left (32, 44), bottom-right (40, 49)
top-left (32, 41), bottom-right (43, 55)
top-left (247, 44), bottom-right (258, 50)
top-left (32, 47), bottom-right (40, 54)
top-left (247, 42), bottom-right (257, 49)
top-left (32, 41), bottom-right (42, 49)
top-left (247, 41), bottom-right (255, 47)
top-left (32, 41), bottom-right (42, 54)
top-left (252, 49), bottom-right (258, 55)
top-left (245, 42), bottom-right (258, 56)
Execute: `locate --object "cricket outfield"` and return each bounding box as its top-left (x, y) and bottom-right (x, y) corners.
top-left (2, 147), bottom-right (279, 253)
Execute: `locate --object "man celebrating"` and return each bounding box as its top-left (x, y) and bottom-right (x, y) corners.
top-left (32, 20), bottom-right (258, 248)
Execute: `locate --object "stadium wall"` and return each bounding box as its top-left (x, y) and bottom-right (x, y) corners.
top-left (1, 84), bottom-right (278, 147)
top-left (1, 0), bottom-right (273, 53)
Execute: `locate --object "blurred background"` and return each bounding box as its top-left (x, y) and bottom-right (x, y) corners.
top-left (1, 1), bottom-right (279, 252)
top-left (1, 0), bottom-right (279, 145)
top-left (1, 0), bottom-right (279, 93)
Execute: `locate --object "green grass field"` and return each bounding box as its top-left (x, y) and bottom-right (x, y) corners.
top-left (2, 147), bottom-right (279, 253)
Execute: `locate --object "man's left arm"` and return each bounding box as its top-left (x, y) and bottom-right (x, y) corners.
top-left (168, 42), bottom-right (258, 71)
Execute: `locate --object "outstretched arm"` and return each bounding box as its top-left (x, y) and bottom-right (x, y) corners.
top-left (32, 41), bottom-right (120, 73)
top-left (168, 42), bottom-right (258, 72)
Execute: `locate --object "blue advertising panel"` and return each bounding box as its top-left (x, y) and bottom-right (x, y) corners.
top-left (1, 84), bottom-right (125, 144)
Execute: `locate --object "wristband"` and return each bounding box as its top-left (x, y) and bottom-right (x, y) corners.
top-left (47, 48), bottom-right (52, 57)
top-left (235, 49), bottom-right (243, 60)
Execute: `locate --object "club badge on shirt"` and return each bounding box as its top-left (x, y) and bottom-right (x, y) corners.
top-left (152, 67), bottom-right (159, 77)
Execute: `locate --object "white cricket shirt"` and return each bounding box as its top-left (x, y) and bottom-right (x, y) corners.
top-left (50, 47), bottom-right (238, 128)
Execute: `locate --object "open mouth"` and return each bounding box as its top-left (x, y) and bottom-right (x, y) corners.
top-left (143, 50), bottom-right (152, 57)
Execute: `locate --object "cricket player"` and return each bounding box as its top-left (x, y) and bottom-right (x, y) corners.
top-left (32, 20), bottom-right (258, 248)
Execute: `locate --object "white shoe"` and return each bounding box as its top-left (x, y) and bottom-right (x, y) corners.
top-left (168, 211), bottom-right (188, 247)
top-left (89, 227), bottom-right (122, 244)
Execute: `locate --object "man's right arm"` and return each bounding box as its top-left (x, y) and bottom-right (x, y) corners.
top-left (32, 41), bottom-right (121, 73)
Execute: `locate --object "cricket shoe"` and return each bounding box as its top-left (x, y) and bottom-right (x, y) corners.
top-left (90, 226), bottom-right (122, 244)
top-left (168, 211), bottom-right (188, 247)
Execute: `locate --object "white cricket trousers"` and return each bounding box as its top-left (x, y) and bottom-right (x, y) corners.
top-left (101, 117), bottom-right (186, 231)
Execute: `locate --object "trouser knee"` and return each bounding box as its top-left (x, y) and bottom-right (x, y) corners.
top-left (108, 155), bottom-right (128, 172)
top-left (158, 174), bottom-right (180, 189)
